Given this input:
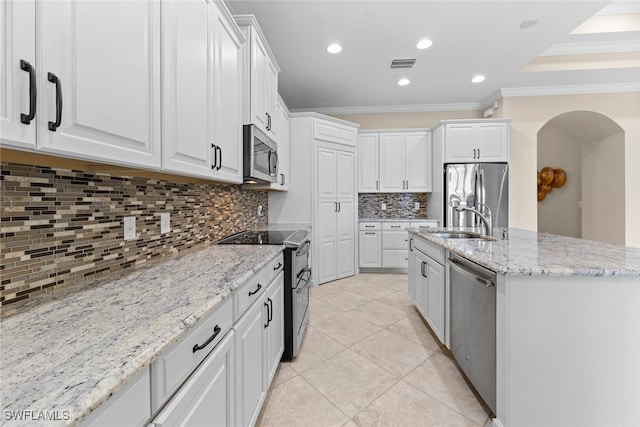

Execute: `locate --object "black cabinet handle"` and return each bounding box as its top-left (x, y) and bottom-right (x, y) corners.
top-left (20, 60), bottom-right (36, 125)
top-left (248, 283), bottom-right (262, 296)
top-left (211, 144), bottom-right (217, 170)
top-left (47, 72), bottom-right (62, 131)
top-left (268, 297), bottom-right (273, 322)
top-left (338, 202), bottom-right (341, 212)
top-left (409, 238), bottom-right (413, 251)
top-left (265, 112), bottom-right (270, 130)
top-left (192, 325), bottom-right (221, 353)
top-left (477, 148), bottom-right (480, 159)
top-left (280, 173), bottom-right (285, 186)
top-left (216, 146), bottom-right (222, 170)
top-left (421, 261), bottom-right (428, 278)
top-left (264, 301), bottom-right (270, 328)
top-left (273, 262), bottom-right (282, 271)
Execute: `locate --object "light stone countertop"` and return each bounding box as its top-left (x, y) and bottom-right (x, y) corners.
top-left (408, 227), bottom-right (640, 277)
top-left (0, 243), bottom-right (283, 426)
top-left (359, 218), bottom-right (436, 222)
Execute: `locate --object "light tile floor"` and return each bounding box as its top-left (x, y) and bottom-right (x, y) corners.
top-left (256, 273), bottom-right (492, 427)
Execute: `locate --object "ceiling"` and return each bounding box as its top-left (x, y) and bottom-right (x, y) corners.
top-left (227, 0), bottom-right (640, 113)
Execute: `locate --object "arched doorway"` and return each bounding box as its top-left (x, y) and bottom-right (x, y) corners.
top-left (537, 111), bottom-right (625, 245)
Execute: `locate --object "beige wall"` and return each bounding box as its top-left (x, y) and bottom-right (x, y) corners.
top-left (331, 110), bottom-right (481, 130)
top-left (500, 92), bottom-right (640, 248)
top-left (537, 124), bottom-right (582, 238)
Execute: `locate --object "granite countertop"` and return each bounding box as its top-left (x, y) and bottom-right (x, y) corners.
top-left (408, 227), bottom-right (640, 277)
top-left (0, 243), bottom-right (283, 426)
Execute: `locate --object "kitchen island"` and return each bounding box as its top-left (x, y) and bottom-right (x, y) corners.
top-left (0, 243), bottom-right (283, 426)
top-left (407, 227), bottom-right (640, 427)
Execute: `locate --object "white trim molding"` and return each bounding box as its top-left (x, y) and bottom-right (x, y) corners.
top-left (499, 82), bottom-right (640, 98)
top-left (541, 40), bottom-right (640, 56)
top-left (290, 102), bottom-right (481, 115)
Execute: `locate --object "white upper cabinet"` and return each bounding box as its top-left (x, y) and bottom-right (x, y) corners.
top-left (161, 0), bottom-right (243, 183)
top-left (235, 15), bottom-right (280, 141)
top-left (367, 130), bottom-right (431, 193)
top-left (270, 96), bottom-right (290, 191)
top-left (38, 0), bottom-right (162, 168)
top-left (357, 133), bottom-right (379, 192)
top-left (443, 120), bottom-right (509, 163)
top-left (0, 0), bottom-right (37, 149)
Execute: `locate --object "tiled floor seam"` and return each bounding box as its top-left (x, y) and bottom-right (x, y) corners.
top-left (294, 361), bottom-right (354, 422)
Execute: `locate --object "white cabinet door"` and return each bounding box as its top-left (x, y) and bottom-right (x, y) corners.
top-left (477, 122), bottom-right (508, 162)
top-left (405, 132), bottom-right (431, 192)
top-left (153, 331), bottom-right (235, 427)
top-left (358, 134), bottom-right (379, 192)
top-left (408, 239), bottom-right (416, 300)
top-left (412, 249), bottom-right (427, 316)
top-left (234, 298), bottom-right (266, 427)
top-left (336, 200), bottom-right (355, 279)
top-left (265, 58), bottom-right (278, 138)
top-left (379, 133), bottom-right (405, 192)
top-left (425, 258), bottom-right (445, 343)
top-left (39, 0), bottom-right (161, 168)
top-left (317, 199), bottom-right (338, 284)
top-left (265, 272), bottom-right (284, 386)
top-left (359, 231), bottom-right (381, 268)
top-left (444, 123), bottom-right (475, 163)
top-left (212, 5), bottom-right (243, 183)
top-left (0, 0), bottom-right (36, 149)
top-left (250, 31), bottom-right (269, 134)
top-left (270, 98), bottom-right (289, 190)
top-left (317, 147), bottom-right (337, 199)
top-left (161, 0), bottom-right (214, 178)
top-left (336, 150), bottom-right (355, 199)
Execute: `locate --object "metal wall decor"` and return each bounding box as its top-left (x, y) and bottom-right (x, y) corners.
top-left (537, 167), bottom-right (566, 201)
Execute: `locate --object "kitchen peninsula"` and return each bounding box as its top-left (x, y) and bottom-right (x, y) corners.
top-left (407, 227), bottom-right (640, 427)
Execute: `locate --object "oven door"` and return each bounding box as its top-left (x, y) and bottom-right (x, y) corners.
top-left (293, 266), bottom-right (311, 354)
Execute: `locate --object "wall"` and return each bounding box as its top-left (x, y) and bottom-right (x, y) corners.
top-left (537, 124), bottom-right (582, 238)
top-left (582, 132), bottom-right (625, 244)
top-left (358, 193), bottom-right (428, 219)
top-left (331, 110), bottom-right (481, 130)
top-left (497, 92), bottom-right (640, 247)
top-left (0, 162), bottom-right (268, 306)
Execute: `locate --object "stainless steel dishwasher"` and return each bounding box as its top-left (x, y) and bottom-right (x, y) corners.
top-left (449, 253), bottom-right (497, 414)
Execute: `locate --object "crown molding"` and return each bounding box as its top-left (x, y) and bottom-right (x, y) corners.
top-left (290, 102), bottom-right (481, 115)
top-left (499, 82), bottom-right (640, 97)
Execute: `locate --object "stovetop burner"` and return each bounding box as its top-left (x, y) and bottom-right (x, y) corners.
top-left (217, 230), bottom-right (305, 246)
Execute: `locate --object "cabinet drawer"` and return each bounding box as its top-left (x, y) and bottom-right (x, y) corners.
top-left (234, 268), bottom-right (268, 321)
top-left (382, 222), bottom-right (410, 231)
top-left (313, 118), bottom-right (357, 146)
top-left (267, 253), bottom-right (284, 285)
top-left (412, 236), bottom-right (445, 265)
top-left (411, 220), bottom-right (439, 229)
top-left (152, 297), bottom-right (233, 410)
top-left (382, 249), bottom-right (409, 269)
top-left (359, 222), bottom-right (381, 231)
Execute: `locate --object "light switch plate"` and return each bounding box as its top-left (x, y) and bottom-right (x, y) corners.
top-left (160, 212), bottom-right (170, 234)
top-left (415, 202), bottom-right (420, 210)
top-left (124, 216), bottom-right (136, 240)
top-left (381, 203), bottom-right (387, 211)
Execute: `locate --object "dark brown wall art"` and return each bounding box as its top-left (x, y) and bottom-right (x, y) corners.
top-left (537, 167), bottom-right (567, 201)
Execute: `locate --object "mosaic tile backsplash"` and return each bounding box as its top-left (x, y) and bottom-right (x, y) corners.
top-left (358, 193), bottom-right (428, 219)
top-left (0, 162), bottom-right (268, 305)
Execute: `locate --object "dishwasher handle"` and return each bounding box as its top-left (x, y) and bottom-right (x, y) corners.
top-left (449, 257), bottom-right (495, 287)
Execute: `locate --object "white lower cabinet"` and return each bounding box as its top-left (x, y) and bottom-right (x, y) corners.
top-left (408, 235), bottom-right (446, 343)
top-left (382, 222), bottom-right (410, 268)
top-left (151, 331), bottom-right (235, 427)
top-left (83, 368), bottom-right (151, 427)
top-left (359, 229), bottom-right (381, 268)
top-left (235, 270), bottom-right (284, 427)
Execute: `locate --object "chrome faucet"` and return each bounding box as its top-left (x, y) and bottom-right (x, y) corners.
top-left (451, 201), bottom-right (493, 236)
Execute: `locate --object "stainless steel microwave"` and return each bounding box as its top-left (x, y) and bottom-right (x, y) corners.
top-left (243, 124), bottom-right (278, 184)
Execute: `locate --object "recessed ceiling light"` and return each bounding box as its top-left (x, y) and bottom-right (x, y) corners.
top-left (398, 78), bottom-right (410, 86)
top-left (520, 19), bottom-right (539, 30)
top-left (416, 39), bottom-right (433, 50)
top-left (472, 75), bottom-right (485, 83)
top-left (327, 43), bottom-right (342, 54)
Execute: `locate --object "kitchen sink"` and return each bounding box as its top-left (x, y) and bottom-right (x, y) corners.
top-left (428, 231), bottom-right (496, 240)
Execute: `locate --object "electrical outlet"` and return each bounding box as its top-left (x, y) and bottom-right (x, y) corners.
top-left (160, 212), bottom-right (170, 234)
top-left (124, 216), bottom-right (136, 240)
top-left (415, 202), bottom-right (420, 210)
top-left (381, 203), bottom-right (387, 211)
top-left (258, 205), bottom-right (263, 216)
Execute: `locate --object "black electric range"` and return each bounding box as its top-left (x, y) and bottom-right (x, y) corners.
top-left (218, 229), bottom-right (311, 361)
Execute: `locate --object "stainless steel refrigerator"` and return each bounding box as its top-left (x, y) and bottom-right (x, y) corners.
top-left (445, 163), bottom-right (508, 228)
